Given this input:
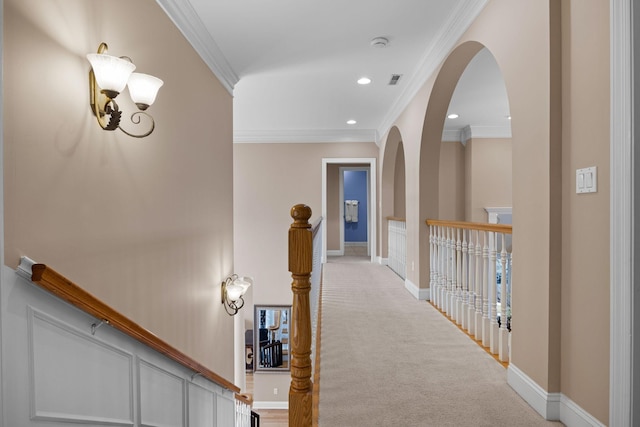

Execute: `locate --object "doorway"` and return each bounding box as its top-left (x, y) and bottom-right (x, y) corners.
top-left (340, 167), bottom-right (370, 257)
top-left (322, 158), bottom-right (377, 264)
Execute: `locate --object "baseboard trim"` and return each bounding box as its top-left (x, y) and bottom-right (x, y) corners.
top-left (507, 364), bottom-right (560, 420)
top-left (404, 279), bottom-right (429, 300)
top-left (559, 395), bottom-right (606, 427)
top-left (378, 257), bottom-right (389, 266)
top-left (327, 250), bottom-right (342, 256)
top-left (252, 401), bottom-right (289, 410)
top-left (508, 364), bottom-right (604, 426)
top-left (344, 242), bottom-right (367, 247)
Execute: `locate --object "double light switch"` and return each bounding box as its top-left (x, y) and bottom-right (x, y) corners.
top-left (576, 166), bottom-right (597, 194)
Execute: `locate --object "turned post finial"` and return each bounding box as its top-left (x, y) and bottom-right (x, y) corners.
top-left (290, 204), bottom-right (312, 226)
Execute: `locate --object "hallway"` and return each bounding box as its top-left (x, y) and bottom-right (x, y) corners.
top-left (316, 259), bottom-right (562, 426)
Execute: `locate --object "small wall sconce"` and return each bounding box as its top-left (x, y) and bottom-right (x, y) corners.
top-left (87, 42), bottom-right (163, 138)
top-left (221, 275), bottom-right (253, 316)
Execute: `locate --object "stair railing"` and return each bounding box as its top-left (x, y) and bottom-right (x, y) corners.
top-left (426, 219), bottom-right (512, 362)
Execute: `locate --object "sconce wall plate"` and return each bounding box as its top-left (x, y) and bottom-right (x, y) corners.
top-left (87, 43), bottom-right (163, 138)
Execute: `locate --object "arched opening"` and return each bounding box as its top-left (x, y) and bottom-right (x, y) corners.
top-left (418, 41), bottom-right (512, 292)
top-left (380, 126), bottom-right (405, 262)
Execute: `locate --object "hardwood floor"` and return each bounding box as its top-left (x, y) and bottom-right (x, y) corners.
top-left (245, 373), bottom-right (288, 425)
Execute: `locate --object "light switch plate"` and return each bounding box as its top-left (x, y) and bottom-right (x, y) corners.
top-left (576, 166), bottom-right (597, 194)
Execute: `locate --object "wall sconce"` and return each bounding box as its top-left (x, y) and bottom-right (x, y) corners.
top-left (87, 43), bottom-right (163, 138)
top-left (221, 275), bottom-right (253, 316)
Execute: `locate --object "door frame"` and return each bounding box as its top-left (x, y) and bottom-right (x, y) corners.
top-left (322, 158), bottom-right (376, 263)
top-left (339, 167), bottom-right (371, 257)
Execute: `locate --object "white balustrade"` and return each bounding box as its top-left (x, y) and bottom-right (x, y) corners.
top-left (235, 396), bottom-right (252, 427)
top-left (387, 218), bottom-right (407, 279)
top-left (427, 220), bottom-right (512, 362)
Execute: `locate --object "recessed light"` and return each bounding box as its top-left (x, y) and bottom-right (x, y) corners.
top-left (357, 77), bottom-right (372, 85)
top-left (347, 119), bottom-right (357, 125)
top-left (447, 113), bottom-right (459, 119)
top-left (507, 115), bottom-right (512, 120)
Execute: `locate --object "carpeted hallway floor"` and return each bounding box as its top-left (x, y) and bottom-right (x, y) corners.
top-left (318, 257), bottom-right (563, 426)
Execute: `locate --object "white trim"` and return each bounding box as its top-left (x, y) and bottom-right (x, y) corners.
top-left (559, 395), bottom-right (606, 427)
top-left (376, 0), bottom-right (489, 143)
top-left (507, 364), bottom-right (560, 420)
top-left (442, 125), bottom-right (511, 145)
top-left (344, 242), bottom-right (368, 247)
top-left (16, 256), bottom-right (36, 281)
top-left (326, 250), bottom-right (343, 257)
top-left (321, 158), bottom-right (377, 265)
top-left (404, 279), bottom-right (429, 300)
top-left (252, 401), bottom-right (289, 410)
top-left (508, 364), bottom-right (606, 426)
top-left (610, 0), bottom-right (633, 425)
top-left (234, 129), bottom-right (377, 144)
top-left (155, 0), bottom-right (238, 94)
top-left (378, 257), bottom-right (389, 266)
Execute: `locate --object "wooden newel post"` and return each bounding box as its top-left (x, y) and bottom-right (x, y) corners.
top-left (288, 204), bottom-right (313, 427)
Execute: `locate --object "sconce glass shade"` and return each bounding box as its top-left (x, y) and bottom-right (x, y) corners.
top-left (222, 275), bottom-right (252, 316)
top-left (86, 53), bottom-right (136, 96)
top-left (127, 73), bottom-right (164, 110)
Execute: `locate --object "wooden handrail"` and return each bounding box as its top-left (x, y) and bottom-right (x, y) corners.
top-left (288, 204), bottom-right (313, 427)
top-left (386, 216), bottom-right (406, 222)
top-left (426, 219), bottom-right (512, 234)
top-left (235, 393), bottom-right (253, 406)
top-left (26, 262), bottom-right (240, 393)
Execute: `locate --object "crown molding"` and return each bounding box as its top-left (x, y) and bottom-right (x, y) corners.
top-left (442, 125), bottom-right (511, 145)
top-left (234, 129), bottom-right (378, 144)
top-left (376, 0), bottom-right (489, 143)
top-left (155, 0), bottom-right (238, 94)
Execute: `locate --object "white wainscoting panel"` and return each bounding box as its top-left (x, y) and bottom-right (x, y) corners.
top-left (139, 359), bottom-right (185, 427)
top-left (187, 382), bottom-right (215, 426)
top-left (216, 394), bottom-right (235, 427)
top-left (1, 264), bottom-right (238, 427)
top-left (28, 307), bottom-right (134, 425)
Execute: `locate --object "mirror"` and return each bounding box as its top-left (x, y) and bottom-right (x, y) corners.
top-left (253, 305), bottom-right (291, 372)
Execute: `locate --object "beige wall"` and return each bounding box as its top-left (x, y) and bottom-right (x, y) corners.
top-left (464, 138), bottom-right (512, 222)
top-left (379, 0), bottom-right (609, 422)
top-left (394, 143), bottom-right (407, 218)
top-left (560, 0), bottom-right (610, 421)
top-left (233, 141), bottom-right (377, 402)
top-left (327, 164), bottom-right (341, 251)
top-left (439, 140), bottom-right (466, 220)
top-left (4, 0), bottom-right (236, 381)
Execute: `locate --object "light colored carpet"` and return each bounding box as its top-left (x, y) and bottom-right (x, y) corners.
top-left (318, 260), bottom-right (563, 427)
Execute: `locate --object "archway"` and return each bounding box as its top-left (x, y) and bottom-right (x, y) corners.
top-left (380, 126), bottom-right (405, 262)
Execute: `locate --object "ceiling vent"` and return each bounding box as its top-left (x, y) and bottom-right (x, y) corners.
top-left (388, 74), bottom-right (402, 85)
top-left (370, 37), bottom-right (389, 48)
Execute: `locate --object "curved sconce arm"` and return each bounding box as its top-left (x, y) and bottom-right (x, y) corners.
top-left (87, 43), bottom-right (162, 139)
top-left (222, 275), bottom-right (253, 316)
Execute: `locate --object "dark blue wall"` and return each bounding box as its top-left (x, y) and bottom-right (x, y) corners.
top-left (344, 170), bottom-right (368, 242)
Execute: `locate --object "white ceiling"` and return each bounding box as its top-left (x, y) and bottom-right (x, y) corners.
top-left (158, 0), bottom-right (509, 144)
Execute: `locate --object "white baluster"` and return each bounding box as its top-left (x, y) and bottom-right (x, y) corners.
top-left (448, 227), bottom-right (455, 316)
top-left (489, 231), bottom-right (499, 354)
top-left (429, 225), bottom-right (434, 302)
top-left (455, 228), bottom-right (462, 324)
top-left (499, 233), bottom-right (510, 362)
top-left (467, 230), bottom-right (475, 335)
top-left (474, 229), bottom-right (483, 340)
top-left (482, 230), bottom-right (490, 347)
top-left (437, 226), bottom-right (444, 309)
top-left (461, 229), bottom-right (469, 330)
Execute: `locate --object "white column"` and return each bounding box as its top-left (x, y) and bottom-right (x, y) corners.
top-left (455, 228), bottom-right (462, 324)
